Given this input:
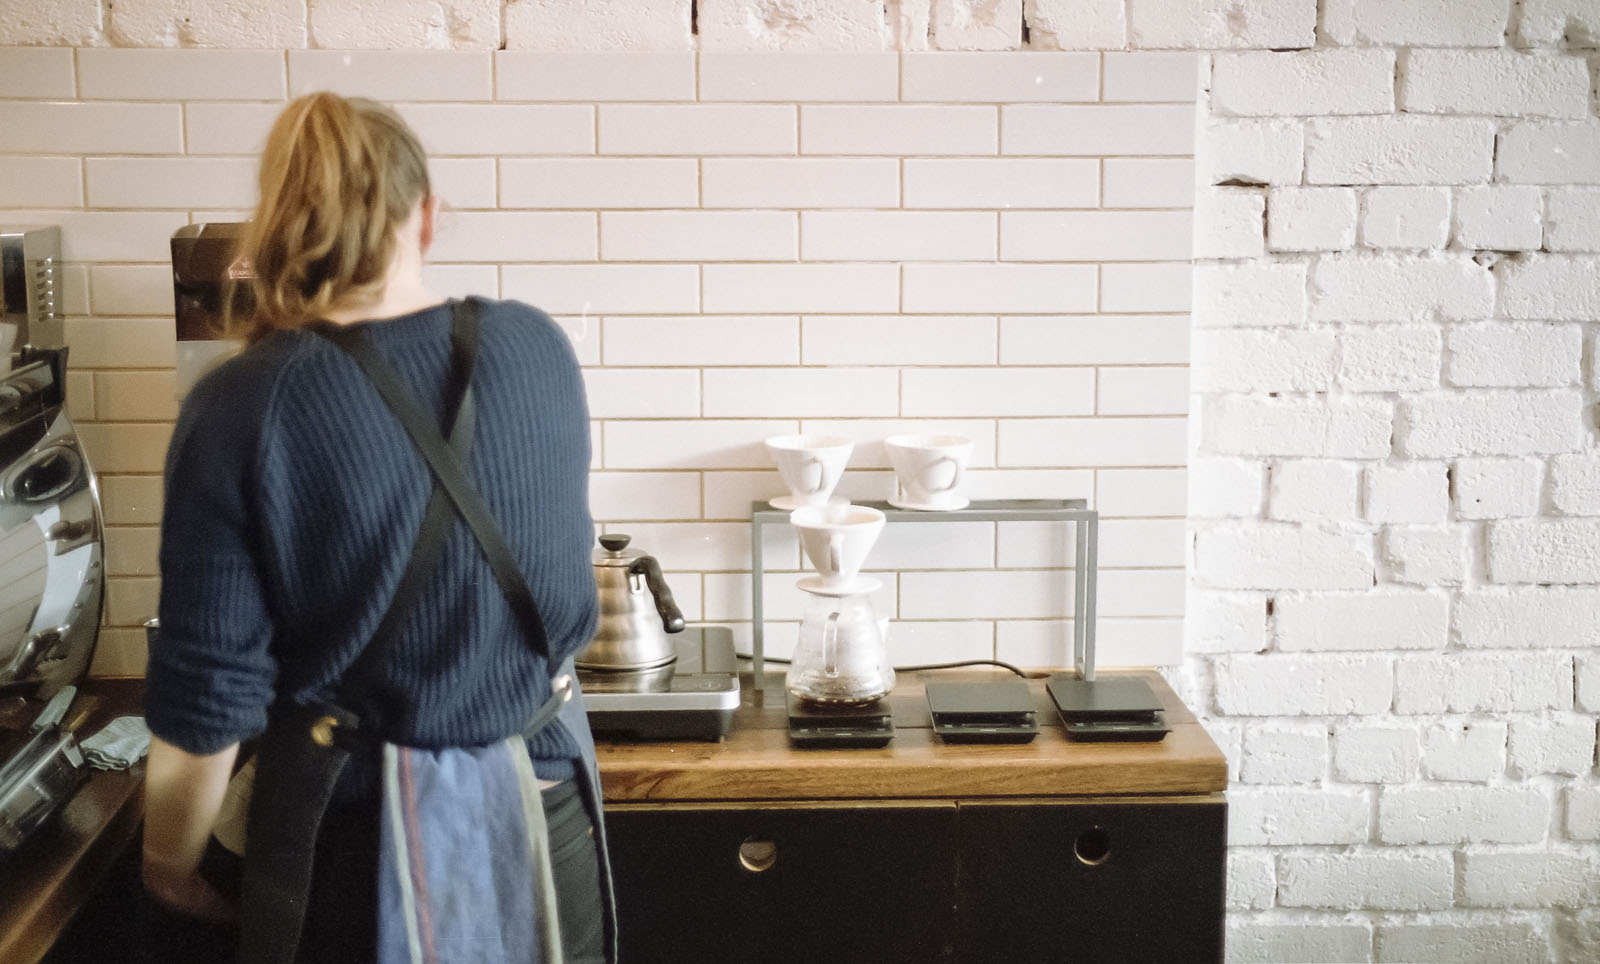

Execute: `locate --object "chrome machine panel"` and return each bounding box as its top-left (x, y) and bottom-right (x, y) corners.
top-left (0, 227), bottom-right (103, 698)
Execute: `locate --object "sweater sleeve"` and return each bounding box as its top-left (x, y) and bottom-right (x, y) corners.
top-left (145, 351), bottom-right (282, 755)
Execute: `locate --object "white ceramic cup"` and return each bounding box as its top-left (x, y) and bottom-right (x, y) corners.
top-left (884, 433), bottom-right (972, 509)
top-left (789, 503), bottom-right (886, 589)
top-left (765, 434), bottom-right (853, 509)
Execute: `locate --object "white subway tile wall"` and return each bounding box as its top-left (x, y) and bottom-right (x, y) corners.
top-left (0, 48), bottom-right (1193, 679)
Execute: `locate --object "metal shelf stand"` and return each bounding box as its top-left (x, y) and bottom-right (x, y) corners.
top-left (749, 498), bottom-right (1099, 688)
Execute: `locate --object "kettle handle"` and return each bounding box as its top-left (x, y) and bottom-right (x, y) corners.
top-left (628, 556), bottom-right (686, 634)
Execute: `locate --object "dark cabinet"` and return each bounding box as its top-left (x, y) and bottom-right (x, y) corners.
top-left (606, 804), bottom-right (960, 964)
top-left (604, 798), bottom-right (1224, 964)
top-left (956, 800), bottom-right (1226, 964)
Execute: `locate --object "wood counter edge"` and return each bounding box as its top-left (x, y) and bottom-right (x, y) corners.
top-left (596, 670), bottom-right (1227, 804)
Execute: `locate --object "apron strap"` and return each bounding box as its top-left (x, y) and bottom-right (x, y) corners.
top-left (522, 673), bottom-right (573, 741)
top-left (316, 298), bottom-right (552, 659)
top-left (334, 305), bottom-right (480, 711)
top-left (238, 700), bottom-right (360, 964)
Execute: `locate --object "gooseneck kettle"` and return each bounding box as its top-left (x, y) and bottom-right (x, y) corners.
top-left (575, 533), bottom-right (686, 671)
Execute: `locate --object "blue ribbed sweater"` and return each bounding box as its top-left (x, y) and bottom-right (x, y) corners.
top-left (147, 298), bottom-right (599, 783)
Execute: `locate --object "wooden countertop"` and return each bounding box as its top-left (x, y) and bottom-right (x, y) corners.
top-left (596, 669), bottom-right (1227, 803)
top-left (0, 679), bottom-right (146, 964)
top-left (0, 671), bottom-right (1224, 960)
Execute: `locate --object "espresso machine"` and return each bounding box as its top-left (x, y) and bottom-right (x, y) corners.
top-left (0, 225), bottom-right (103, 858)
top-left (0, 226), bottom-right (103, 699)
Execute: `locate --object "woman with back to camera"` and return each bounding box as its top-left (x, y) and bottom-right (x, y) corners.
top-left (139, 91), bottom-right (612, 964)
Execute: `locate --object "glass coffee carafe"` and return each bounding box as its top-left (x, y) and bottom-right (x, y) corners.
top-left (787, 578), bottom-right (894, 705)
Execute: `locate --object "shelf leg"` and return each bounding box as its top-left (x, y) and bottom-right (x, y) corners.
top-left (1082, 513), bottom-right (1098, 681)
top-left (1074, 516), bottom-right (1088, 679)
top-left (751, 516), bottom-right (765, 689)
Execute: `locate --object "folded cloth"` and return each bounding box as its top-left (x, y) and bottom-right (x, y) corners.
top-left (81, 715), bottom-right (151, 770)
top-left (378, 737), bottom-right (561, 964)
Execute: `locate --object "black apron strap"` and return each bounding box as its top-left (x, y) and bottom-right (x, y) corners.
top-left (522, 673), bottom-right (573, 741)
top-left (334, 305), bottom-right (481, 708)
top-left (237, 700), bottom-right (360, 964)
top-left (317, 299), bottom-right (551, 659)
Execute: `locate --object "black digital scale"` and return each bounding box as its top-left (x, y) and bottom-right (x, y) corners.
top-left (786, 692), bottom-right (894, 748)
top-left (577, 627), bottom-right (741, 742)
top-left (1047, 675), bottom-right (1171, 742)
top-left (927, 679), bottom-right (1039, 744)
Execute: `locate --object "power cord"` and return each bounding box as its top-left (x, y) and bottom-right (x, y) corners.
top-left (737, 654), bottom-right (1049, 679)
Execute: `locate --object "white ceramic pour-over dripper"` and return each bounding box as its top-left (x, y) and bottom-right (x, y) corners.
top-left (788, 503), bottom-right (885, 592)
top-left (765, 434), bottom-right (853, 510)
top-left (885, 433), bottom-right (972, 511)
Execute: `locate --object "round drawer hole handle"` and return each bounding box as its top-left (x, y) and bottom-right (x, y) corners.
top-left (1074, 828), bottom-right (1111, 867)
top-left (738, 838), bottom-right (777, 873)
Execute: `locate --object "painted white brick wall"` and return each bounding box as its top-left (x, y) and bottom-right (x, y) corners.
top-left (1225, 850), bottom-right (1275, 910)
top-left (1380, 786), bottom-right (1552, 845)
top-left (1239, 721), bottom-right (1326, 783)
top-left (1379, 524), bottom-right (1468, 587)
top-left (1377, 917), bottom-right (1555, 964)
top-left (1547, 189), bottom-right (1600, 251)
top-left (1507, 716), bottom-right (1596, 777)
top-left (1453, 186), bottom-right (1545, 251)
top-left (1402, 49), bottom-right (1593, 119)
top-left (4, 0), bottom-right (1599, 961)
top-left (1361, 186), bottom-right (1451, 249)
top-left (1266, 459), bottom-right (1357, 522)
top-left (1321, 0), bottom-right (1511, 47)
top-left (1420, 720), bottom-right (1508, 782)
top-left (1279, 850), bottom-right (1455, 910)
top-left (1228, 785), bottom-right (1371, 844)
top-left (1460, 850), bottom-right (1599, 908)
top-left (1180, 0), bottom-right (1600, 958)
top-left (1365, 463), bottom-right (1449, 524)
top-left (1333, 723), bottom-right (1419, 782)
top-left (1446, 322), bottom-right (1582, 388)
top-left (1452, 457), bottom-right (1543, 519)
top-left (1266, 186), bottom-right (1357, 252)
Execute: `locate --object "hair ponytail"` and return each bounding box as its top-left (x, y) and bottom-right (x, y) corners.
top-left (228, 92), bottom-right (430, 342)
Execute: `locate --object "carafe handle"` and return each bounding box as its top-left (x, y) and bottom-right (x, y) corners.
top-left (823, 611), bottom-right (841, 678)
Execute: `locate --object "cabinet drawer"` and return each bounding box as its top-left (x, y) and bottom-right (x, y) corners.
top-left (956, 800), bottom-right (1226, 964)
top-left (605, 804), bottom-right (958, 964)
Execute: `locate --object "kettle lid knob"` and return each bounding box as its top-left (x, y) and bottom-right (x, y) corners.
top-left (598, 533), bottom-right (632, 553)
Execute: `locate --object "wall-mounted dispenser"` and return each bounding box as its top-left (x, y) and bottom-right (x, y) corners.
top-left (170, 222), bottom-right (249, 399)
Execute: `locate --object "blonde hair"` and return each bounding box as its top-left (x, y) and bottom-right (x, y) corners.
top-left (230, 92), bottom-right (430, 341)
